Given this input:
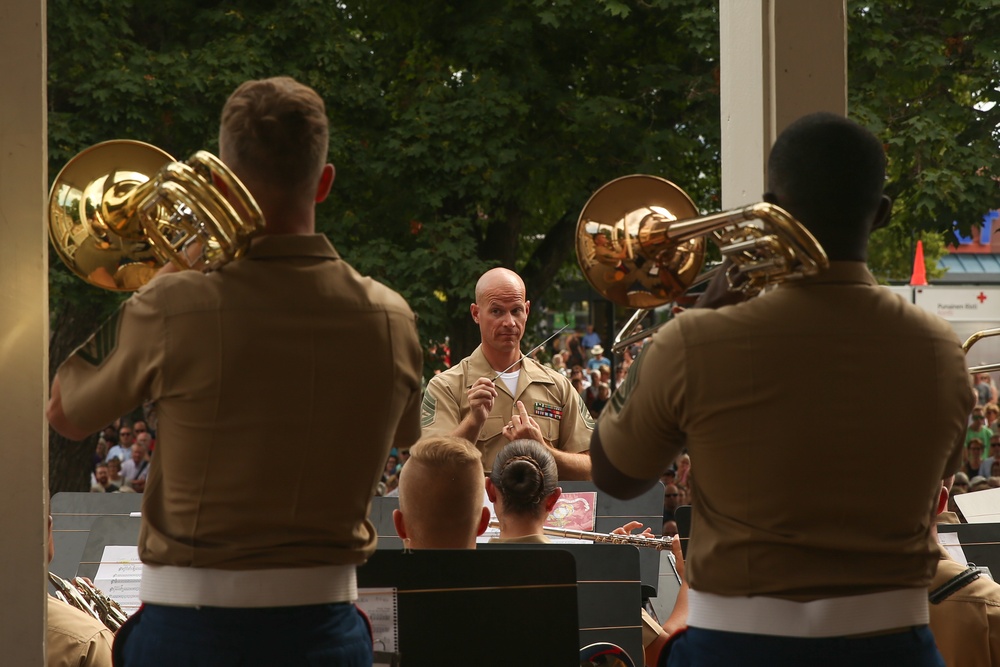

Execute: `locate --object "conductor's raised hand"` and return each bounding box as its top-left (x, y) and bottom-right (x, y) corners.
top-left (504, 400), bottom-right (545, 443)
top-left (468, 377), bottom-right (498, 426)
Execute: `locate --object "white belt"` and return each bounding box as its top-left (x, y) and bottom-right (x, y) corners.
top-left (687, 588), bottom-right (929, 638)
top-left (140, 563), bottom-right (357, 608)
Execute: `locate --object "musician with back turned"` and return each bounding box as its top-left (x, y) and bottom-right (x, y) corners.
top-left (590, 112), bottom-right (972, 666)
top-left (420, 267), bottom-right (594, 479)
top-left (47, 76), bottom-right (424, 666)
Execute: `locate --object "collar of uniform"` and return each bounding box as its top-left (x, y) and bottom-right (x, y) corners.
top-left (781, 260), bottom-right (877, 288)
top-left (246, 233), bottom-right (341, 260)
top-left (465, 345), bottom-right (556, 388)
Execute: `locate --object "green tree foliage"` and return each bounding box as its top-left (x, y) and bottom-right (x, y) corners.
top-left (47, 0), bottom-right (722, 489)
top-left (848, 0), bottom-right (1000, 281)
top-left (328, 0), bottom-right (722, 359)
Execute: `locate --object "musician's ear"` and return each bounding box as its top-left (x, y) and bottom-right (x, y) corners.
top-left (315, 164), bottom-right (335, 203)
top-left (485, 478), bottom-right (498, 503)
top-left (392, 508), bottom-right (408, 540)
top-left (476, 507), bottom-right (491, 537)
top-left (543, 487), bottom-right (562, 512)
top-left (936, 485), bottom-right (949, 516)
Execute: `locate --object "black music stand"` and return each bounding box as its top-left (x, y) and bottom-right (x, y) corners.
top-left (371, 495), bottom-right (404, 550)
top-left (358, 549), bottom-right (580, 666)
top-left (484, 542), bottom-right (644, 664)
top-left (557, 480), bottom-right (664, 600)
top-left (50, 492), bottom-right (143, 583)
top-left (938, 523), bottom-right (1000, 579)
top-left (75, 515), bottom-right (142, 581)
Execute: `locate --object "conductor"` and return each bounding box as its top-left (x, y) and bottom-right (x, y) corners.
top-left (47, 76), bottom-right (423, 666)
top-left (590, 112), bottom-right (972, 666)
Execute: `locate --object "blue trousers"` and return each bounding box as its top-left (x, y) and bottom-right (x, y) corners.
top-left (113, 602), bottom-right (373, 667)
top-left (666, 626), bottom-right (945, 667)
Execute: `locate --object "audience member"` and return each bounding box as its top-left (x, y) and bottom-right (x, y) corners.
top-left (589, 383), bottom-right (611, 418)
top-left (566, 335), bottom-right (586, 369)
top-left (587, 345), bottom-right (611, 372)
top-left (662, 482), bottom-right (681, 527)
top-left (974, 373), bottom-right (997, 407)
top-left (966, 407), bottom-right (992, 451)
top-left (121, 443), bottom-right (150, 492)
top-left (980, 434), bottom-right (1000, 478)
top-left (964, 439), bottom-right (986, 479)
top-left (106, 457), bottom-right (125, 490)
top-left (986, 403), bottom-right (1000, 432)
top-left (581, 324), bottom-right (601, 352)
top-left (105, 425), bottom-right (133, 463)
top-left (90, 463), bottom-right (119, 493)
top-left (675, 453), bottom-right (691, 488)
top-left (970, 476), bottom-right (991, 493)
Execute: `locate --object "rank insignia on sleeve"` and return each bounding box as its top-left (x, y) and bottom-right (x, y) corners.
top-left (534, 402), bottom-right (563, 421)
top-left (421, 392), bottom-right (437, 428)
top-left (579, 394), bottom-right (596, 428)
top-left (609, 347), bottom-right (648, 414)
top-left (76, 307), bottom-right (124, 366)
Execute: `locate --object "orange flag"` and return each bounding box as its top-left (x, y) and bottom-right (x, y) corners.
top-left (910, 240), bottom-right (928, 286)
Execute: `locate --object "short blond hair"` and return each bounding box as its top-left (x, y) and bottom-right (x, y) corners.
top-left (398, 436), bottom-right (485, 548)
top-left (219, 76), bottom-right (328, 195)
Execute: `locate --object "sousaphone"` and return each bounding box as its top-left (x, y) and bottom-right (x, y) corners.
top-left (48, 140), bottom-right (264, 290)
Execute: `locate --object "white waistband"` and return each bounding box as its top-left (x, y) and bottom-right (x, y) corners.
top-left (140, 563), bottom-right (357, 608)
top-left (687, 588), bottom-right (929, 638)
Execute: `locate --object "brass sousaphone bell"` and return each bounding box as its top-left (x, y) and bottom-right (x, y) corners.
top-left (49, 140), bottom-right (264, 291)
top-left (576, 174), bottom-right (829, 352)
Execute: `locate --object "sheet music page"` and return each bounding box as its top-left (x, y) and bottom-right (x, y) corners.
top-left (356, 587), bottom-right (399, 654)
top-left (93, 545), bottom-right (142, 616)
top-left (475, 489), bottom-right (600, 544)
top-left (954, 486), bottom-right (1000, 523)
top-left (937, 532), bottom-right (969, 565)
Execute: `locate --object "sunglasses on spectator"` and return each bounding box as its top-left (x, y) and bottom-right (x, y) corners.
top-left (664, 493), bottom-right (679, 498)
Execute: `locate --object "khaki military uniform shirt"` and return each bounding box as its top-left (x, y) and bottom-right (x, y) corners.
top-left (598, 262), bottom-right (971, 600)
top-left (57, 234), bottom-right (423, 570)
top-left (929, 543), bottom-right (1000, 666)
top-left (46, 596), bottom-right (114, 667)
top-left (421, 345), bottom-right (593, 471)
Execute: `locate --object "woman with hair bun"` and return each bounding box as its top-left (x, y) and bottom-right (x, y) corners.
top-left (486, 440), bottom-right (561, 543)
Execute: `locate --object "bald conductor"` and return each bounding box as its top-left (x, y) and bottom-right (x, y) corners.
top-left (421, 268), bottom-right (593, 480)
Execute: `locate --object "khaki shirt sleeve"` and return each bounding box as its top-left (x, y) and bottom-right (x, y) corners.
top-left (597, 320), bottom-right (687, 480)
top-left (57, 286), bottom-right (165, 436)
top-left (556, 373), bottom-right (595, 454)
top-left (420, 370), bottom-right (466, 437)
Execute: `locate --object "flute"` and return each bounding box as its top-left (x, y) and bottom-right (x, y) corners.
top-left (488, 520), bottom-right (673, 550)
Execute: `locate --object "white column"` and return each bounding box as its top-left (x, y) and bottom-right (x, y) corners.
top-left (0, 0), bottom-right (49, 662)
top-left (720, 0), bottom-right (847, 208)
